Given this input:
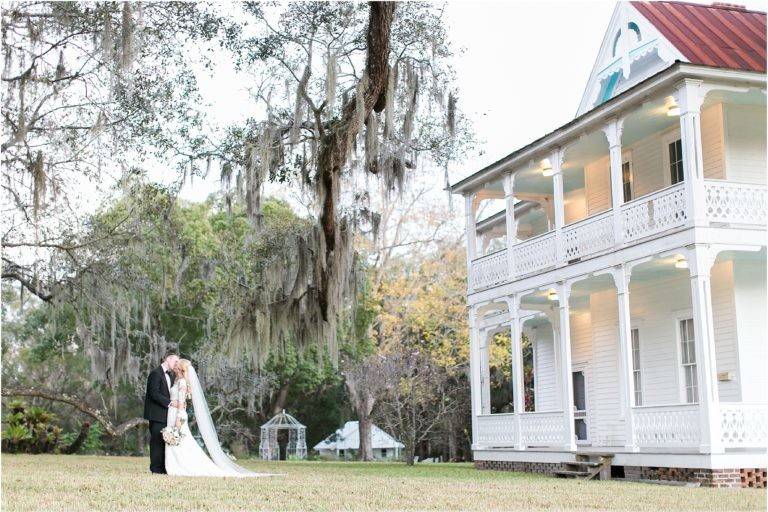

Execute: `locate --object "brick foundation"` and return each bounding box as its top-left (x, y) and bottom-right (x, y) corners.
top-left (477, 460), bottom-right (766, 488)
top-left (740, 468), bottom-right (767, 488)
top-left (474, 460), bottom-right (563, 474)
top-left (623, 466), bottom-right (767, 488)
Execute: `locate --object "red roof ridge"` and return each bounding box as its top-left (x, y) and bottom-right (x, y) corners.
top-left (631, 0), bottom-right (766, 73)
top-left (635, 0), bottom-right (767, 16)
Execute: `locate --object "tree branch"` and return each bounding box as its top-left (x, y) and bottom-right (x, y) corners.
top-left (1, 386), bottom-right (148, 436)
top-left (1, 264), bottom-right (54, 302)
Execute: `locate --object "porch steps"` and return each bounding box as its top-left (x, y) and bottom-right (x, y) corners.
top-left (554, 454), bottom-right (613, 481)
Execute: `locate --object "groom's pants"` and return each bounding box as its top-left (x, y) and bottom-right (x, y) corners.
top-left (148, 421), bottom-right (166, 474)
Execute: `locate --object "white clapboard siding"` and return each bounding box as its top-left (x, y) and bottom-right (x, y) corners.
top-left (725, 104), bottom-right (768, 184)
top-left (569, 311), bottom-right (595, 441)
top-left (585, 156), bottom-right (612, 215)
top-left (701, 102), bottom-right (726, 180)
top-left (533, 324), bottom-right (560, 412)
top-left (626, 130), bottom-right (665, 198)
top-left (588, 289), bottom-right (625, 446)
top-left (626, 274), bottom-right (690, 405)
top-left (564, 188), bottom-right (587, 225)
top-left (733, 259), bottom-right (768, 403)
top-left (710, 261), bottom-right (739, 401)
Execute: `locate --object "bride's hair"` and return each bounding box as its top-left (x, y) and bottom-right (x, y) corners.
top-left (174, 359), bottom-right (193, 392)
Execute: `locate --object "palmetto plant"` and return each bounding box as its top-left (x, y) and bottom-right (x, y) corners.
top-left (1, 400), bottom-right (65, 454)
top-left (25, 406), bottom-right (56, 425)
top-left (2, 424), bottom-right (32, 452)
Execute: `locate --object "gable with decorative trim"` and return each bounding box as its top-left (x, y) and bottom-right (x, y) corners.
top-left (577, 2), bottom-right (684, 117)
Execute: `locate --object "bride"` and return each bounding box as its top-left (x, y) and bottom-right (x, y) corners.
top-left (165, 359), bottom-right (265, 477)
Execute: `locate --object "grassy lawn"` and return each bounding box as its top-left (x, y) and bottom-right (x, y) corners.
top-left (1, 454), bottom-right (763, 511)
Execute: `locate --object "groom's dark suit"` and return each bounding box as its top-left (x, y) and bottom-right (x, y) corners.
top-left (144, 365), bottom-right (175, 474)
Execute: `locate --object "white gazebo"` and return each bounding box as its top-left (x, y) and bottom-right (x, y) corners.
top-left (313, 421), bottom-right (404, 460)
top-left (259, 410), bottom-right (307, 461)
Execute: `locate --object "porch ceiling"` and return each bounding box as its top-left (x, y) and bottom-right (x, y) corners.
top-left (520, 288), bottom-right (591, 313)
top-left (514, 163), bottom-right (586, 195)
top-left (562, 130), bottom-right (609, 176)
top-left (622, 95), bottom-right (678, 147)
top-left (521, 314), bottom-right (550, 329)
top-left (705, 87), bottom-right (766, 108)
top-left (717, 247), bottom-right (767, 263)
top-left (629, 256), bottom-right (688, 283)
top-left (513, 162), bottom-right (552, 196)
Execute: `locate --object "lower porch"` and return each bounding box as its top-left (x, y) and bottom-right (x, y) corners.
top-left (474, 401), bottom-right (768, 456)
top-left (469, 246), bottom-right (768, 467)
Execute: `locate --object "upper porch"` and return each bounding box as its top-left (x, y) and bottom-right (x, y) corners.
top-left (455, 65), bottom-right (767, 295)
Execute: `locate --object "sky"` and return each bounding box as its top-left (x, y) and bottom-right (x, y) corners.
top-left (170, 0), bottom-right (767, 203)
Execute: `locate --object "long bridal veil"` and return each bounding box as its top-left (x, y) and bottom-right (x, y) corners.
top-left (186, 365), bottom-right (259, 476)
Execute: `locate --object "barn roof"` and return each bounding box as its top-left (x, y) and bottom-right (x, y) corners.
top-left (630, 1), bottom-right (766, 72)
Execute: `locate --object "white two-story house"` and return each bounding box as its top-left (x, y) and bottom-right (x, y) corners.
top-left (451, 1), bottom-right (767, 488)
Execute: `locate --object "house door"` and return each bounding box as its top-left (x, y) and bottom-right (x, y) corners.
top-left (572, 369), bottom-right (588, 443)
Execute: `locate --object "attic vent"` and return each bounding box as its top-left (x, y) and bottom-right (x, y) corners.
top-left (711, 2), bottom-right (747, 10)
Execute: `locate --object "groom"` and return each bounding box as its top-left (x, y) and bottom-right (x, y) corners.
top-left (143, 350), bottom-right (179, 474)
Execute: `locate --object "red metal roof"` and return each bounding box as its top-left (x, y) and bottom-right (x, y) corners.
top-left (631, 1), bottom-right (766, 72)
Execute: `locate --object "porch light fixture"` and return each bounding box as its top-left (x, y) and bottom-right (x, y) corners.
top-left (541, 158), bottom-right (554, 177)
top-left (666, 101), bottom-right (680, 117)
top-left (547, 289), bottom-right (559, 301)
top-left (674, 255), bottom-right (688, 269)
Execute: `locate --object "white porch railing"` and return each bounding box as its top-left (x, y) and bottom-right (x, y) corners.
top-left (475, 413), bottom-right (517, 447)
top-left (621, 183), bottom-right (688, 242)
top-left (633, 404), bottom-right (700, 448)
top-left (719, 402), bottom-right (768, 449)
top-left (468, 180), bottom-right (767, 289)
top-left (513, 231), bottom-right (557, 277)
top-left (471, 249), bottom-right (509, 290)
top-left (562, 210), bottom-right (615, 261)
top-left (704, 180), bottom-right (768, 226)
top-left (520, 411), bottom-right (564, 446)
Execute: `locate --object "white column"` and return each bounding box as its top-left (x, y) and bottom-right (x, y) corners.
top-left (613, 264), bottom-right (638, 451)
top-left (551, 150), bottom-right (566, 265)
top-left (507, 295), bottom-right (525, 450)
top-left (688, 247), bottom-right (723, 454)
top-left (603, 118), bottom-right (625, 247)
top-left (479, 327), bottom-right (491, 415)
top-left (556, 281), bottom-right (577, 451)
top-left (676, 79), bottom-right (707, 228)
top-left (468, 307), bottom-right (481, 449)
top-left (503, 173), bottom-right (517, 280)
top-left (464, 193), bottom-right (478, 292)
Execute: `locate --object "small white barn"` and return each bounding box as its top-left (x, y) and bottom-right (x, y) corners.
top-left (313, 421), bottom-right (404, 460)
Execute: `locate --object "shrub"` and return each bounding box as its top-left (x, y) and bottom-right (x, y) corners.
top-left (1, 401), bottom-right (63, 454)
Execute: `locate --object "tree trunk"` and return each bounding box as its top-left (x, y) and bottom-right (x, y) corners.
top-left (447, 417), bottom-right (457, 462)
top-left (404, 441), bottom-right (415, 466)
top-left (418, 439), bottom-right (427, 461)
top-left (357, 415), bottom-right (374, 461)
top-left (61, 422), bottom-right (91, 454)
top-left (315, 1), bottom-right (395, 319)
top-left (271, 381), bottom-right (291, 416)
top-left (136, 425), bottom-right (145, 456)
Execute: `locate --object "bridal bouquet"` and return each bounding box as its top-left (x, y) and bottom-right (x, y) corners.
top-left (161, 426), bottom-right (185, 446)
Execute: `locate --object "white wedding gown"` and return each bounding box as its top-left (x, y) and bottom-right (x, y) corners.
top-left (164, 368), bottom-right (269, 478)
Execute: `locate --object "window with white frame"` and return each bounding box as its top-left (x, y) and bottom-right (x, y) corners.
top-left (679, 318), bottom-right (698, 403)
top-left (668, 139), bottom-right (684, 184)
top-left (631, 328), bottom-right (642, 406)
top-left (622, 158), bottom-right (634, 202)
